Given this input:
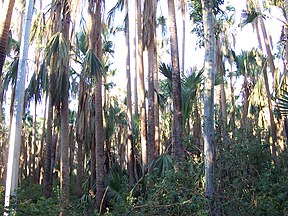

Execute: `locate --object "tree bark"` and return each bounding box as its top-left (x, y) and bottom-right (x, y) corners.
top-left (4, 0), bottom-right (34, 210)
top-left (0, 0), bottom-right (16, 76)
top-left (167, 0), bottom-right (184, 161)
top-left (59, 1), bottom-right (71, 213)
top-left (137, 0), bottom-right (148, 170)
top-left (92, 0), bottom-right (105, 210)
top-left (126, 0), bottom-right (136, 184)
top-left (201, 0), bottom-right (216, 214)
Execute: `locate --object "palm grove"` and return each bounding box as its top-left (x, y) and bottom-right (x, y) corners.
top-left (0, 0), bottom-right (288, 215)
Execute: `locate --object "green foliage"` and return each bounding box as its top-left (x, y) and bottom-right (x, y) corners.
top-left (276, 88), bottom-right (288, 116)
top-left (83, 49), bottom-right (103, 84)
top-left (7, 184), bottom-right (59, 216)
top-left (216, 129), bottom-right (288, 215)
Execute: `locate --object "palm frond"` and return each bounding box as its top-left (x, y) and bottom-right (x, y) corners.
top-left (276, 88), bottom-right (288, 116)
top-left (159, 62), bottom-right (172, 80)
top-left (150, 154), bottom-right (174, 178)
top-left (240, 10), bottom-right (259, 27)
top-left (107, 0), bottom-right (125, 27)
top-left (83, 49), bottom-right (103, 83)
top-left (45, 32), bottom-right (68, 67)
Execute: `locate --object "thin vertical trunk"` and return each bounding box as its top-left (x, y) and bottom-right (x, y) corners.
top-left (76, 79), bottom-right (87, 197)
top-left (60, 1), bottom-right (71, 213)
top-left (137, 0), bottom-right (147, 169)
top-left (229, 69), bottom-right (236, 140)
top-left (94, 1), bottom-right (105, 210)
top-left (259, 16), bottom-right (275, 77)
top-left (43, 0), bottom-right (61, 198)
top-left (262, 61), bottom-right (279, 165)
top-left (181, 0), bottom-right (186, 73)
top-left (69, 125), bottom-right (74, 177)
top-left (147, 43), bottom-right (155, 164)
top-left (0, 0), bottom-right (16, 76)
top-left (4, 0), bottom-right (34, 209)
top-left (254, 18), bottom-right (263, 52)
top-left (154, 56), bottom-right (160, 156)
top-left (43, 94), bottom-right (53, 197)
top-left (201, 0), bottom-right (216, 214)
top-left (216, 40), bottom-right (227, 146)
top-left (144, 0), bottom-right (156, 165)
top-left (284, 0), bottom-right (288, 77)
top-left (167, 0), bottom-right (184, 161)
top-left (193, 99), bottom-right (203, 156)
top-left (38, 93), bottom-right (48, 184)
top-left (126, 0), bottom-right (135, 184)
top-left (242, 56), bottom-right (249, 127)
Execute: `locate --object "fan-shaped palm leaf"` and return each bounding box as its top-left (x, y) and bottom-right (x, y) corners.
top-left (276, 88), bottom-right (288, 116)
top-left (150, 154), bottom-right (173, 178)
top-left (45, 32), bottom-right (68, 67)
top-left (107, 0), bottom-right (125, 27)
top-left (83, 49), bottom-right (103, 84)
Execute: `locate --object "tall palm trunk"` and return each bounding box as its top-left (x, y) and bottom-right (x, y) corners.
top-left (216, 40), bottom-right (228, 146)
top-left (285, 0), bottom-right (288, 78)
top-left (0, 0), bottom-right (15, 76)
top-left (253, 0), bottom-right (280, 161)
top-left (4, 0), bottom-right (34, 210)
top-left (38, 93), bottom-right (48, 184)
top-left (126, 0), bottom-right (136, 184)
top-left (154, 57), bottom-right (160, 156)
top-left (180, 0), bottom-right (186, 72)
top-left (201, 0), bottom-right (216, 214)
top-left (143, 0), bottom-right (156, 165)
top-left (262, 61), bottom-right (279, 165)
top-left (43, 94), bottom-right (53, 197)
top-left (43, 0), bottom-right (61, 198)
top-left (59, 0), bottom-right (71, 213)
top-left (167, 0), bottom-right (184, 161)
top-left (76, 79), bottom-right (87, 197)
top-left (87, 0), bottom-right (105, 210)
top-left (137, 0), bottom-right (147, 169)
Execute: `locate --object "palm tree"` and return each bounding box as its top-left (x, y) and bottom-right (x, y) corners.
top-left (43, 0), bottom-right (62, 198)
top-left (201, 0), bottom-right (216, 214)
top-left (4, 0), bottom-right (34, 210)
top-left (167, 0), bottom-right (184, 162)
top-left (59, 0), bottom-right (71, 213)
top-left (143, 0), bottom-right (156, 165)
top-left (87, 0), bottom-right (105, 210)
top-left (137, 0), bottom-right (148, 169)
top-left (0, 0), bottom-right (15, 76)
top-left (125, 0), bottom-right (136, 184)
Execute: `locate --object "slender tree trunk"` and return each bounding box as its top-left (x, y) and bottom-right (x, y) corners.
top-left (93, 1), bottom-right (105, 210)
top-left (59, 1), bottom-right (71, 214)
top-left (167, 0), bottom-right (184, 161)
top-left (229, 69), bottom-right (236, 140)
top-left (126, 0), bottom-right (136, 185)
top-left (181, 0), bottom-right (186, 73)
top-left (43, 93), bottom-right (53, 197)
top-left (242, 58), bottom-right (249, 127)
top-left (69, 125), bottom-right (74, 177)
top-left (38, 93), bottom-right (48, 184)
top-left (216, 41), bottom-right (228, 146)
top-left (0, 0), bottom-right (16, 76)
top-left (154, 56), bottom-right (160, 156)
top-left (143, 0), bottom-right (156, 165)
top-left (43, 0), bottom-right (61, 198)
top-left (262, 61), bottom-right (279, 165)
top-left (76, 79), bottom-right (87, 197)
top-left (4, 0), bottom-right (34, 210)
top-left (259, 16), bottom-right (275, 77)
top-left (201, 0), bottom-right (216, 214)
top-left (137, 0), bottom-right (147, 170)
